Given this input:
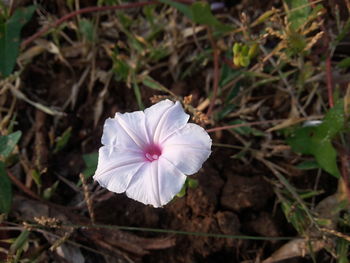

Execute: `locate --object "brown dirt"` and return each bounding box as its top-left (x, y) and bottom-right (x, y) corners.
top-left (91, 153), bottom-right (291, 262)
top-left (2, 0), bottom-right (347, 262)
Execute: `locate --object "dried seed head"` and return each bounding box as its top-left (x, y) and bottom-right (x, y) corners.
top-left (150, 95), bottom-right (169, 104)
top-left (34, 216), bottom-right (61, 228)
top-left (183, 94), bottom-right (193, 105)
top-left (193, 111), bottom-right (210, 125)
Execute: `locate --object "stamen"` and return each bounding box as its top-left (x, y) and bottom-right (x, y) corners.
top-left (143, 144), bottom-right (162, 162)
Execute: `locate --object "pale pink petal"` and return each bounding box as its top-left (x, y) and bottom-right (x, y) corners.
top-left (101, 111), bottom-right (149, 150)
top-left (144, 100), bottom-right (173, 136)
top-left (144, 100), bottom-right (189, 143)
top-left (93, 146), bottom-right (145, 193)
top-left (101, 118), bottom-right (138, 151)
top-left (161, 123), bottom-right (212, 175)
top-left (124, 162), bottom-right (160, 207)
top-left (125, 158), bottom-right (186, 207)
top-left (157, 157), bottom-right (187, 205)
top-left (115, 111), bottom-right (151, 146)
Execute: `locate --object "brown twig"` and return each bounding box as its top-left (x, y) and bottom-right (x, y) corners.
top-left (33, 110), bottom-right (48, 173)
top-left (340, 148), bottom-right (350, 203)
top-left (79, 173), bottom-right (95, 224)
top-left (308, 0), bottom-right (334, 108)
top-left (7, 171), bottom-right (42, 201)
top-left (206, 28), bottom-right (220, 117)
top-left (325, 56), bottom-right (334, 107)
top-left (206, 120), bottom-right (282, 133)
top-left (206, 115), bottom-right (324, 133)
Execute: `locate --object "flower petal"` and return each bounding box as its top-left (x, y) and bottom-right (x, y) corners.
top-left (124, 162), bottom-right (160, 207)
top-left (157, 157), bottom-right (187, 205)
top-left (161, 123), bottom-right (212, 175)
top-left (101, 118), bottom-right (138, 150)
top-left (115, 111), bottom-right (151, 146)
top-left (144, 100), bottom-right (189, 143)
top-left (101, 111), bottom-right (149, 150)
top-left (93, 146), bottom-right (145, 193)
top-left (125, 158), bottom-right (186, 207)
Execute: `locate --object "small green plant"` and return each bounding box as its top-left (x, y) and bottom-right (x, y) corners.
top-left (232, 42), bottom-right (258, 67)
top-left (176, 178), bottom-right (199, 198)
top-left (287, 100), bottom-right (345, 178)
top-left (0, 131), bottom-right (21, 214)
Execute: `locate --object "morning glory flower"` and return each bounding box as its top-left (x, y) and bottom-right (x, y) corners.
top-left (93, 99), bottom-right (212, 208)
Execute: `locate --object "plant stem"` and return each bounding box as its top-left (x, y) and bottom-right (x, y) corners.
top-left (206, 119), bottom-right (282, 133)
top-left (308, 0), bottom-right (334, 108)
top-left (206, 28), bottom-right (220, 117)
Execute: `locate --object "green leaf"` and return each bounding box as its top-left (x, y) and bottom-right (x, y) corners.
top-left (285, 0), bottom-right (311, 30)
top-left (143, 5), bottom-right (156, 26)
top-left (81, 152), bottom-right (98, 183)
top-left (78, 18), bottom-right (95, 42)
top-left (176, 178), bottom-right (198, 198)
top-left (9, 230), bottom-right (29, 254)
top-left (176, 184), bottom-right (186, 198)
top-left (53, 127), bottom-right (72, 153)
top-left (43, 181), bottom-right (59, 200)
top-left (0, 130), bottom-right (21, 160)
top-left (31, 169), bottom-right (42, 188)
top-left (317, 100), bottom-right (345, 139)
top-left (0, 5), bottom-right (36, 77)
top-left (287, 101), bottom-right (344, 177)
top-left (314, 141), bottom-right (339, 177)
top-left (162, 0), bottom-right (232, 36)
top-left (298, 190), bottom-right (322, 199)
top-left (187, 178), bottom-right (198, 189)
top-left (229, 120), bottom-right (265, 136)
top-left (338, 57), bottom-right (350, 69)
top-left (142, 76), bottom-right (169, 92)
top-left (219, 62), bottom-right (240, 90)
top-left (337, 238), bottom-right (350, 263)
top-left (288, 127), bottom-right (339, 176)
top-left (296, 160), bottom-right (320, 170)
top-left (158, 0), bottom-right (193, 20)
top-left (113, 56), bottom-right (130, 81)
top-left (334, 17), bottom-right (350, 47)
top-left (133, 79), bottom-right (144, 110)
top-left (217, 104), bottom-right (236, 120)
top-left (142, 76), bottom-right (177, 97)
top-left (281, 198), bottom-right (309, 234)
top-left (191, 2), bottom-right (232, 32)
top-left (0, 161), bottom-right (12, 214)
top-left (287, 30), bottom-right (307, 55)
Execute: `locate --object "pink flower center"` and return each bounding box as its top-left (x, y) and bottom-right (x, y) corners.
top-left (143, 144), bottom-right (162, 162)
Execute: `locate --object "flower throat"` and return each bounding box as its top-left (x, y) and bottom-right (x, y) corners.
top-left (143, 144), bottom-right (162, 162)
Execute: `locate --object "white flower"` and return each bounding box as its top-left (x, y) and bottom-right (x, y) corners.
top-left (93, 99), bottom-right (212, 208)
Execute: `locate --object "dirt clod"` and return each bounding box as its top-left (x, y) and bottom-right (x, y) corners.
top-left (220, 175), bottom-right (273, 211)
